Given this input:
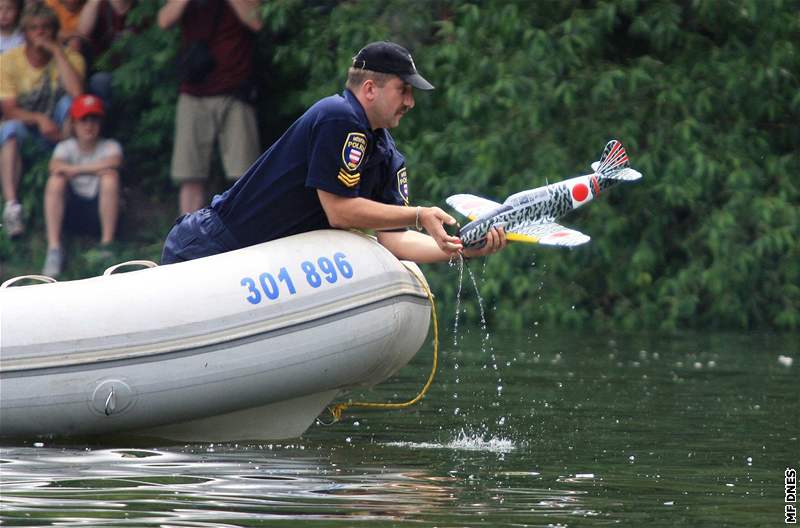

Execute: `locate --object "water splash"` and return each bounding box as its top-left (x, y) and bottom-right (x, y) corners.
top-left (384, 429), bottom-right (516, 454)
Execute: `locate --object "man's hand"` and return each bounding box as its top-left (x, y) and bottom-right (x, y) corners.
top-left (418, 206), bottom-right (463, 256)
top-left (37, 115), bottom-right (60, 142)
top-left (30, 32), bottom-right (58, 54)
top-left (462, 225), bottom-right (507, 259)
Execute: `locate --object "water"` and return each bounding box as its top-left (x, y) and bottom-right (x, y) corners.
top-left (1, 330), bottom-right (796, 527)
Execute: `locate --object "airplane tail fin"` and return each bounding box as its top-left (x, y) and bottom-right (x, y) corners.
top-left (591, 140), bottom-right (642, 181)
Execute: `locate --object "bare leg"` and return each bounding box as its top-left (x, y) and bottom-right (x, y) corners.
top-left (1, 138), bottom-right (22, 203)
top-left (44, 173), bottom-right (68, 249)
top-left (98, 169), bottom-right (120, 245)
top-left (179, 180), bottom-right (205, 215)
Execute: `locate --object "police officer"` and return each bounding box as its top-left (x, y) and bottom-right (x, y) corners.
top-left (161, 41), bottom-right (506, 265)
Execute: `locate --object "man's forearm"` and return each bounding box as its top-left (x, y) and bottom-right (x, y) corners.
top-left (158, 0), bottom-right (190, 29)
top-left (52, 47), bottom-right (84, 97)
top-left (377, 230), bottom-right (452, 263)
top-left (77, 0), bottom-right (103, 37)
top-left (2, 104), bottom-right (46, 127)
top-left (227, 0), bottom-right (263, 32)
top-left (318, 191), bottom-right (416, 230)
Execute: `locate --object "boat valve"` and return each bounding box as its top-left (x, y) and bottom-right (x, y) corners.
top-left (105, 387), bottom-right (116, 416)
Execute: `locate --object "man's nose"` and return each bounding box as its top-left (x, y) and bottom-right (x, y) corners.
top-left (404, 89), bottom-right (415, 109)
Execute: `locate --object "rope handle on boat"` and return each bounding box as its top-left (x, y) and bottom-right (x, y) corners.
top-left (103, 260), bottom-right (158, 276)
top-left (321, 263), bottom-right (439, 425)
top-left (0, 275), bottom-right (58, 288)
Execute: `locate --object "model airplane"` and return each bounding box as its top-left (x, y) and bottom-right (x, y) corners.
top-left (446, 140), bottom-right (643, 248)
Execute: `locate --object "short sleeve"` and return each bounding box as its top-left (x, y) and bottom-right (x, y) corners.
top-left (98, 139), bottom-right (123, 160)
top-left (51, 140), bottom-right (73, 161)
top-left (306, 117), bottom-right (368, 198)
top-left (0, 48), bottom-right (21, 99)
top-left (63, 49), bottom-right (86, 81)
top-left (371, 137), bottom-right (408, 207)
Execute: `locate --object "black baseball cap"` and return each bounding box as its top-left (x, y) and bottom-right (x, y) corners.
top-left (352, 41), bottom-right (434, 91)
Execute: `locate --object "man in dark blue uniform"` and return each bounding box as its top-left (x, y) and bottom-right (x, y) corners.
top-left (161, 41), bottom-right (506, 265)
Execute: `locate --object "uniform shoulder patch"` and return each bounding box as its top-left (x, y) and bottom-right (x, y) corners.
top-left (396, 167), bottom-right (409, 205)
top-left (341, 132), bottom-right (367, 172)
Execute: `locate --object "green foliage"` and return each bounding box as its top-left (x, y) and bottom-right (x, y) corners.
top-left (2, 0), bottom-right (797, 331)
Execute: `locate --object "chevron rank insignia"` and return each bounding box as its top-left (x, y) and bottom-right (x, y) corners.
top-left (338, 169), bottom-right (360, 188)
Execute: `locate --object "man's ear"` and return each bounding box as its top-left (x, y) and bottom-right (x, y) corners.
top-left (361, 79), bottom-right (377, 101)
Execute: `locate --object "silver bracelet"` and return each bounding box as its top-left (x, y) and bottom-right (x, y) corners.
top-left (415, 206), bottom-right (421, 230)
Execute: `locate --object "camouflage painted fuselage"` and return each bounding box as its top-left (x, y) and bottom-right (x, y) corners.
top-left (458, 174), bottom-right (623, 248)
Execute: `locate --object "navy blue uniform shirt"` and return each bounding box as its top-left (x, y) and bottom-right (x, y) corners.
top-left (212, 89), bottom-right (409, 248)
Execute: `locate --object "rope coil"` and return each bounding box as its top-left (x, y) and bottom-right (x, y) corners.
top-left (322, 263), bottom-right (439, 424)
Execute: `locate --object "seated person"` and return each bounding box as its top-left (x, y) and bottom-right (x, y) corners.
top-left (0, 1), bottom-right (85, 237)
top-left (42, 93), bottom-right (121, 277)
top-left (44, 0), bottom-right (85, 51)
top-left (0, 0), bottom-right (24, 55)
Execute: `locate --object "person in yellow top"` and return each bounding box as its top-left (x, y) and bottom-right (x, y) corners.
top-left (0, 2), bottom-right (84, 238)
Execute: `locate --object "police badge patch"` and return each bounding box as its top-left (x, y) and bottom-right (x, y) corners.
top-left (342, 132), bottom-right (367, 172)
top-left (396, 167), bottom-right (409, 205)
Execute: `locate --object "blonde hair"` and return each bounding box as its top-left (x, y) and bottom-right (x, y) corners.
top-left (20, 2), bottom-right (59, 34)
top-left (346, 67), bottom-right (396, 91)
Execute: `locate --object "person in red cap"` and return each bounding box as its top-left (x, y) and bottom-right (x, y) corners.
top-left (42, 93), bottom-right (122, 276)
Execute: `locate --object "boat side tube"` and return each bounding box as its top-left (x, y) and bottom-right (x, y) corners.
top-left (0, 230), bottom-right (431, 440)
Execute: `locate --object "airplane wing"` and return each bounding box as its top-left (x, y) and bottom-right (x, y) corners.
top-left (506, 222), bottom-right (591, 247)
top-left (445, 194), bottom-right (502, 221)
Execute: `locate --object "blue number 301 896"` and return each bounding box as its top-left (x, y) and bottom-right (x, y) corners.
top-left (241, 252), bottom-right (354, 304)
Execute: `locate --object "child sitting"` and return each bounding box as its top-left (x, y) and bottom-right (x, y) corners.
top-left (42, 93), bottom-right (122, 277)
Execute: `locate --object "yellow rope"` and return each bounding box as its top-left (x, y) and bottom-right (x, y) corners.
top-left (325, 264), bottom-right (438, 423)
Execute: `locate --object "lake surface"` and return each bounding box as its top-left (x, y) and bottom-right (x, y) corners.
top-left (0, 328), bottom-right (796, 527)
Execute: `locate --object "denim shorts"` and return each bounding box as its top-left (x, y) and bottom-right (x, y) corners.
top-left (0, 95), bottom-right (72, 147)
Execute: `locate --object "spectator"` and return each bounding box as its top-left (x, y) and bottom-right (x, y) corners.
top-left (0, 0), bottom-right (24, 55)
top-left (76, 0), bottom-right (136, 111)
top-left (0, 2), bottom-right (84, 238)
top-left (43, 0), bottom-right (85, 52)
top-left (158, 0), bottom-right (262, 215)
top-left (43, 93), bottom-right (121, 277)
top-left (77, 0), bottom-right (133, 62)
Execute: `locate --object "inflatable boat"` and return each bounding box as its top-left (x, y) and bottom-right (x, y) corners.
top-left (0, 230), bottom-right (432, 442)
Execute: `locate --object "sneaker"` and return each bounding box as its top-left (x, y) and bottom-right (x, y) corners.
top-left (42, 247), bottom-right (64, 277)
top-left (2, 202), bottom-right (24, 237)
